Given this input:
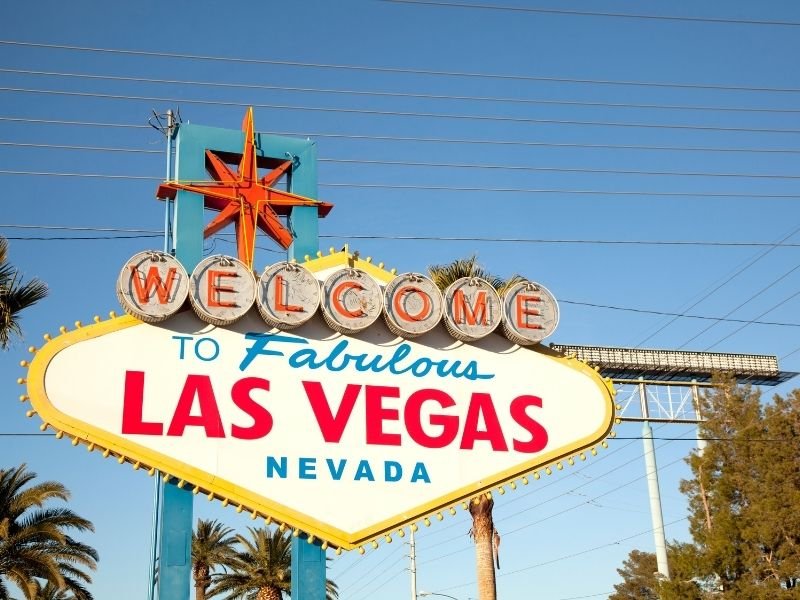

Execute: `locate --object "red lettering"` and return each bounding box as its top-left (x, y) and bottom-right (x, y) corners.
top-left (393, 286), bottom-right (432, 322)
top-left (331, 281), bottom-right (366, 318)
top-left (453, 289), bottom-right (489, 326)
top-left (515, 294), bottom-right (543, 330)
top-left (121, 370), bottom-right (163, 435)
top-left (365, 385), bottom-right (401, 446)
top-left (130, 266), bottom-right (178, 304)
top-left (460, 392), bottom-right (508, 451)
top-left (304, 381), bottom-right (361, 443)
top-left (207, 270), bottom-right (237, 308)
top-left (230, 377), bottom-right (273, 440)
top-left (510, 395), bottom-right (548, 452)
top-left (274, 275), bottom-right (303, 313)
top-left (166, 375), bottom-right (225, 438)
top-left (405, 389), bottom-right (458, 448)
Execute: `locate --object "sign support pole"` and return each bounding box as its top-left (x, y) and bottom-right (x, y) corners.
top-left (287, 146), bottom-right (327, 600)
top-left (639, 379), bottom-right (671, 582)
top-left (157, 117), bottom-right (326, 600)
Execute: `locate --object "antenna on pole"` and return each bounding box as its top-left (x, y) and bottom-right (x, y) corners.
top-left (149, 108), bottom-right (180, 255)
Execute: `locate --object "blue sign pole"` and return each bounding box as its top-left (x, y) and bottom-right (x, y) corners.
top-left (158, 117), bottom-right (326, 600)
top-left (284, 137), bottom-right (327, 600)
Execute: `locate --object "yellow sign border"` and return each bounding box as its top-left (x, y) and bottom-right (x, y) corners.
top-left (25, 251), bottom-right (616, 551)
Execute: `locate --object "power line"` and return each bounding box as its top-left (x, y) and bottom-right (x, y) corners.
top-left (322, 182), bottom-right (800, 199)
top-left (5, 115), bottom-right (800, 155)
top-left (559, 300), bottom-right (800, 327)
top-left (6, 229), bottom-right (798, 327)
top-left (3, 169), bottom-right (800, 198)
top-left (677, 262), bottom-right (800, 348)
top-left (0, 116), bottom-right (149, 129)
top-left (5, 224), bottom-right (800, 249)
top-left (7, 140), bottom-right (800, 181)
top-left (703, 288), bottom-right (800, 351)
top-left (633, 224), bottom-right (800, 347)
top-left (379, 0), bottom-right (800, 27)
top-left (438, 516), bottom-right (689, 592)
top-left (5, 86), bottom-right (800, 134)
top-left (0, 141), bottom-right (160, 154)
top-left (420, 431), bottom-right (692, 561)
top-left (4, 67), bottom-right (800, 114)
top-left (3, 39), bottom-right (800, 93)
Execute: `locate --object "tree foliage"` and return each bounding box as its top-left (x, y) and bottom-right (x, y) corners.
top-left (192, 519), bottom-right (240, 600)
top-left (206, 527), bottom-right (338, 600)
top-left (0, 238), bottom-right (47, 349)
top-left (612, 377), bottom-right (800, 597)
top-left (0, 465), bottom-right (97, 600)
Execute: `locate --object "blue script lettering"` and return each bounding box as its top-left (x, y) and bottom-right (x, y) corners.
top-left (240, 333), bottom-right (493, 382)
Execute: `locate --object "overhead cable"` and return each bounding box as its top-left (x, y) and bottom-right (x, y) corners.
top-left (2, 67), bottom-right (800, 114)
top-left (703, 289), bottom-right (800, 350)
top-left (5, 141), bottom-right (800, 180)
top-left (3, 170), bottom-right (800, 198)
top-left (380, 0), bottom-right (800, 27)
top-left (634, 224), bottom-right (800, 347)
top-left (3, 40), bottom-right (800, 93)
top-left (677, 262), bottom-right (800, 348)
top-left (5, 115), bottom-right (800, 154)
top-left (0, 116), bottom-right (149, 128)
top-left (4, 86), bottom-right (800, 133)
top-left (6, 224), bottom-right (800, 248)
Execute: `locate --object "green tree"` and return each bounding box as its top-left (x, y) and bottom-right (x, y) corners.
top-left (427, 255), bottom-right (518, 600)
top-left (682, 377), bottom-right (800, 595)
top-left (610, 545), bottom-right (706, 600)
top-left (207, 528), bottom-right (338, 600)
top-left (0, 465), bottom-right (97, 600)
top-left (612, 378), bottom-right (800, 597)
top-left (609, 549), bottom-right (660, 600)
top-left (192, 519), bottom-right (240, 600)
top-left (0, 237), bottom-right (47, 349)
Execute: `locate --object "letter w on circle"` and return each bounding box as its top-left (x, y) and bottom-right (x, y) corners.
top-left (131, 266), bottom-right (178, 304)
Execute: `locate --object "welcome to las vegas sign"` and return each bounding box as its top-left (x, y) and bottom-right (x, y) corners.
top-left (23, 249), bottom-right (616, 551)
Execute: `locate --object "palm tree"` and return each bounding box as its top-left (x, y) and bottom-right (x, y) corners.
top-left (0, 465), bottom-right (97, 600)
top-left (0, 237), bottom-right (48, 349)
top-left (192, 519), bottom-right (240, 600)
top-left (208, 527), bottom-right (338, 600)
top-left (30, 580), bottom-right (89, 600)
top-left (428, 254), bottom-right (514, 600)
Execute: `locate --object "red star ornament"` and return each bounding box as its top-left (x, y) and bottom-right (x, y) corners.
top-left (156, 108), bottom-right (333, 267)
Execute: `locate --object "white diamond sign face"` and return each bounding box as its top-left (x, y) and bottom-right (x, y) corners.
top-left (26, 255), bottom-right (614, 550)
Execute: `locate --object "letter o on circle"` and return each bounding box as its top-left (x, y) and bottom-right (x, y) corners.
top-left (383, 273), bottom-right (442, 337)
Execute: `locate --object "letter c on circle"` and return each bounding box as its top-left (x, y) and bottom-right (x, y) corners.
top-left (332, 281), bottom-right (366, 318)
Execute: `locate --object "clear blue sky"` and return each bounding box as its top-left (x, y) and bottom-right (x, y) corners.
top-left (2, 1), bottom-right (799, 599)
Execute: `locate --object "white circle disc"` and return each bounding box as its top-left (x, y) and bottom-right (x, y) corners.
top-left (383, 273), bottom-right (443, 337)
top-left (116, 251), bottom-right (189, 323)
top-left (501, 280), bottom-right (560, 345)
top-left (257, 261), bottom-right (321, 329)
top-left (189, 255), bottom-right (256, 326)
top-left (442, 277), bottom-right (501, 342)
top-left (321, 268), bottom-right (384, 334)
